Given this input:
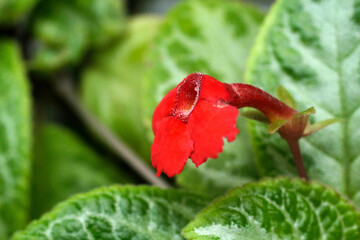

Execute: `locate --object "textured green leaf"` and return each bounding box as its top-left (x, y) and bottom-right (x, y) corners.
top-left (0, 0), bottom-right (38, 25)
top-left (0, 40), bottom-right (31, 239)
top-left (31, 124), bottom-right (133, 219)
top-left (245, 0), bottom-right (360, 206)
top-left (144, 0), bottom-right (263, 195)
top-left (183, 178), bottom-right (360, 240)
top-left (81, 16), bottom-right (161, 162)
top-left (29, 0), bottom-right (125, 72)
top-left (14, 186), bottom-right (209, 240)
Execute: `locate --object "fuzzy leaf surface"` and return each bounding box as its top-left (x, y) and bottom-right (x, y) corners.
top-left (14, 186), bottom-right (209, 240)
top-left (183, 178), bottom-right (360, 240)
top-left (246, 0), bottom-right (360, 206)
top-left (0, 40), bottom-right (31, 239)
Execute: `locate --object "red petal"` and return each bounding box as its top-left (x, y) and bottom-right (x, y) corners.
top-left (188, 100), bottom-right (239, 167)
top-left (151, 117), bottom-right (194, 177)
top-left (152, 88), bottom-right (177, 134)
top-left (200, 75), bottom-right (231, 103)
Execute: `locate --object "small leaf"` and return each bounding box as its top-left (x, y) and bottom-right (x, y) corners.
top-left (304, 118), bottom-right (343, 136)
top-left (267, 119), bottom-right (287, 134)
top-left (31, 124), bottom-right (134, 219)
top-left (29, 0), bottom-right (126, 72)
top-left (182, 178), bottom-right (360, 240)
top-left (0, 40), bottom-right (31, 239)
top-left (241, 109), bottom-right (269, 123)
top-left (294, 106), bottom-right (316, 118)
top-left (13, 186), bottom-right (210, 240)
top-left (276, 86), bottom-right (297, 109)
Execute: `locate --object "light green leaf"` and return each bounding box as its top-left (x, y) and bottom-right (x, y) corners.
top-left (241, 109), bottom-right (269, 124)
top-left (246, 0), bottom-right (360, 206)
top-left (31, 124), bottom-right (133, 219)
top-left (29, 0), bottom-right (125, 72)
top-left (81, 15), bottom-right (162, 162)
top-left (0, 40), bottom-right (31, 239)
top-left (276, 86), bottom-right (297, 110)
top-left (0, 0), bottom-right (39, 25)
top-left (183, 178), bottom-right (360, 240)
top-left (144, 0), bottom-right (263, 195)
top-left (14, 186), bottom-right (210, 240)
top-left (267, 119), bottom-right (287, 134)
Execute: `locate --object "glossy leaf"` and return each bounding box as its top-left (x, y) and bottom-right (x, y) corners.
top-left (81, 16), bottom-right (161, 162)
top-left (0, 40), bottom-right (31, 239)
top-left (183, 178), bottom-right (360, 240)
top-left (144, 0), bottom-right (263, 194)
top-left (29, 0), bottom-right (125, 72)
top-left (31, 124), bottom-right (133, 219)
top-left (0, 0), bottom-right (38, 25)
top-left (246, 0), bottom-right (360, 205)
top-left (14, 186), bottom-right (210, 240)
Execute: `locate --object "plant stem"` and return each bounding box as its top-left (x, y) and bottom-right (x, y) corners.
top-left (287, 140), bottom-right (308, 180)
top-left (54, 76), bottom-right (172, 189)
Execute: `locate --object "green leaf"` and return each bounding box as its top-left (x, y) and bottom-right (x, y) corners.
top-left (241, 109), bottom-right (269, 124)
top-left (31, 124), bottom-right (134, 219)
top-left (267, 119), bottom-right (287, 134)
top-left (0, 40), bottom-right (31, 239)
top-left (81, 16), bottom-right (161, 162)
top-left (245, 0), bottom-right (360, 206)
top-left (183, 178), bottom-right (360, 240)
top-left (0, 0), bottom-right (39, 25)
top-left (13, 186), bottom-right (210, 240)
top-left (304, 118), bottom-right (343, 136)
top-left (144, 0), bottom-right (263, 195)
top-left (29, 0), bottom-right (125, 72)
top-left (276, 86), bottom-right (297, 109)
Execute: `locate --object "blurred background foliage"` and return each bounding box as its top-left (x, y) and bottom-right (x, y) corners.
top-left (0, 0), bottom-right (273, 239)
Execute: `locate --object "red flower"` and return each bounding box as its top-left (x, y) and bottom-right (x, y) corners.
top-left (151, 73), bottom-right (239, 177)
top-left (151, 72), bottom-right (330, 179)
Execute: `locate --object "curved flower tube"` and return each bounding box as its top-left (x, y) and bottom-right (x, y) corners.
top-left (151, 73), bottom-right (320, 178)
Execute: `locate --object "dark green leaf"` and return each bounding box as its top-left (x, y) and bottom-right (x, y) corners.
top-left (0, 40), bottom-right (31, 239)
top-left (29, 0), bottom-right (125, 72)
top-left (183, 178), bottom-right (360, 240)
top-left (81, 16), bottom-right (162, 162)
top-left (14, 186), bottom-right (210, 240)
top-left (144, 0), bottom-right (263, 195)
top-left (246, 0), bottom-right (360, 206)
top-left (0, 0), bottom-right (38, 25)
top-left (31, 124), bottom-right (133, 219)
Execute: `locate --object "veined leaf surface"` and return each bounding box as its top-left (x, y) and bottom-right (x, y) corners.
top-left (14, 186), bottom-right (209, 240)
top-left (183, 178), bottom-right (360, 240)
top-left (246, 0), bottom-right (360, 206)
top-left (0, 40), bottom-right (31, 239)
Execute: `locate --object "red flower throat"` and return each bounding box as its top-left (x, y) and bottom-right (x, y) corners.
top-left (152, 73), bottom-right (321, 179)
